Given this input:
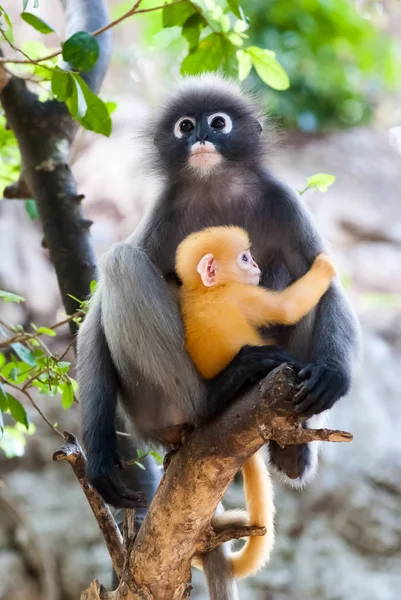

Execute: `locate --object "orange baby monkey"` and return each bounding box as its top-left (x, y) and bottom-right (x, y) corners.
top-left (175, 225), bottom-right (337, 580)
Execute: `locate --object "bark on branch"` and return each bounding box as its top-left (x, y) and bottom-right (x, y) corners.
top-left (0, 0), bottom-right (111, 331)
top-left (54, 364), bottom-right (353, 600)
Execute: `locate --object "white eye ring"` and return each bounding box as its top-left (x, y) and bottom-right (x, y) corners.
top-left (207, 112), bottom-right (233, 134)
top-left (174, 116), bottom-right (196, 139)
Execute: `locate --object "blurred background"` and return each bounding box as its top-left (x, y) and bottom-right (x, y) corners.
top-left (1, 1), bottom-right (401, 599)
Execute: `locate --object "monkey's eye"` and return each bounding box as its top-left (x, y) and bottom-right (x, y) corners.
top-left (241, 253), bottom-right (248, 263)
top-left (180, 120), bottom-right (194, 133)
top-left (174, 117), bottom-right (196, 139)
top-left (211, 116), bottom-right (226, 130)
top-left (207, 112), bottom-right (233, 134)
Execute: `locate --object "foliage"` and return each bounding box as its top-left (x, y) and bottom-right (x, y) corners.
top-left (298, 172), bottom-right (336, 195)
top-left (0, 0), bottom-right (291, 203)
top-left (0, 290), bottom-right (84, 457)
top-left (242, 0), bottom-right (400, 130)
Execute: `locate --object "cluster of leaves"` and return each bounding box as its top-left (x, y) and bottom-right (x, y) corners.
top-left (0, 0), bottom-right (291, 203)
top-left (1, 3), bottom-right (114, 136)
top-left (160, 0), bottom-right (289, 89)
top-left (0, 289), bottom-right (82, 457)
top-left (0, 286), bottom-right (162, 467)
top-left (242, 0), bottom-right (400, 130)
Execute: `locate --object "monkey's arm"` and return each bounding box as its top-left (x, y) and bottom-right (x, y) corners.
top-left (77, 292), bottom-right (146, 508)
top-left (242, 253), bottom-right (336, 327)
top-left (267, 180), bottom-right (359, 417)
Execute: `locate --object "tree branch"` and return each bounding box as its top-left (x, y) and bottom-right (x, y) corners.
top-left (53, 432), bottom-right (125, 577)
top-left (0, 1), bottom-right (186, 66)
top-left (0, 0), bottom-right (111, 332)
top-left (53, 365), bottom-right (353, 600)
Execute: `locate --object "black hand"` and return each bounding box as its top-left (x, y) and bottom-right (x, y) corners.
top-left (88, 451), bottom-right (147, 509)
top-left (90, 469), bottom-right (147, 508)
top-left (292, 364), bottom-right (350, 417)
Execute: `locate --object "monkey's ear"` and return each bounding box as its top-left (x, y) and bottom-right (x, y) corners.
top-left (197, 254), bottom-right (217, 287)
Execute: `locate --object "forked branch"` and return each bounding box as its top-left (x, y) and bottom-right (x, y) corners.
top-left (54, 364), bottom-right (352, 600)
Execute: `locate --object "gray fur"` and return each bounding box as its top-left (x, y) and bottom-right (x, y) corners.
top-left (203, 547), bottom-right (238, 600)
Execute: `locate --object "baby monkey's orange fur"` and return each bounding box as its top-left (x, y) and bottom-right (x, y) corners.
top-left (176, 226), bottom-right (336, 580)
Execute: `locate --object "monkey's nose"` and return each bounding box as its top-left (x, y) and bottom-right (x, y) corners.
top-left (198, 134), bottom-right (209, 144)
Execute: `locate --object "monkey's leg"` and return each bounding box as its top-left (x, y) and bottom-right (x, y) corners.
top-left (205, 345), bottom-right (303, 421)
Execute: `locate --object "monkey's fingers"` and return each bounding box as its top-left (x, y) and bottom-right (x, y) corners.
top-left (293, 366), bottom-right (346, 417)
top-left (92, 472), bottom-right (148, 509)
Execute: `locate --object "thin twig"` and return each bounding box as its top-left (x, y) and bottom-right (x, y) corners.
top-left (57, 337), bottom-right (76, 362)
top-left (1, 376), bottom-right (64, 438)
top-left (0, 310), bottom-right (82, 349)
top-left (0, 0), bottom-right (187, 65)
top-left (21, 367), bottom-right (47, 391)
top-left (0, 28), bottom-right (53, 71)
top-left (201, 524), bottom-right (266, 554)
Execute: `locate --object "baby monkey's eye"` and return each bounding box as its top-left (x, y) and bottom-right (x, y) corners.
top-left (242, 253), bottom-right (249, 263)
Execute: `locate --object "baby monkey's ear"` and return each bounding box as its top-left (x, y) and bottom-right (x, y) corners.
top-left (197, 253), bottom-right (217, 287)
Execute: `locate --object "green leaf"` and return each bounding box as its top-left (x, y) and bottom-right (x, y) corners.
top-left (61, 382), bottom-right (74, 409)
top-left (0, 422), bottom-right (35, 458)
top-left (0, 290), bottom-right (25, 303)
top-left (22, 0), bottom-right (29, 9)
top-left (66, 74), bottom-right (87, 119)
top-left (11, 343), bottom-right (36, 367)
top-left (305, 173), bottom-right (336, 193)
top-left (0, 382), bottom-right (7, 411)
top-left (134, 461), bottom-right (146, 470)
top-left (7, 394), bottom-right (29, 429)
top-left (182, 14), bottom-right (203, 51)
top-left (105, 101), bottom-right (117, 115)
top-left (149, 450), bottom-right (164, 465)
top-left (0, 354), bottom-right (5, 369)
top-left (90, 280), bottom-right (97, 294)
top-left (36, 327), bottom-right (56, 337)
top-left (227, 0), bottom-right (242, 20)
top-left (24, 199), bottom-right (38, 220)
top-left (21, 12), bottom-right (54, 34)
top-left (163, 1), bottom-right (196, 27)
top-left (246, 46), bottom-right (289, 91)
top-left (0, 5), bottom-right (12, 30)
top-left (237, 49), bottom-right (252, 81)
top-left (51, 68), bottom-right (73, 101)
top-left (62, 31), bottom-right (99, 72)
top-left (66, 75), bottom-right (111, 136)
top-left (0, 409), bottom-right (4, 436)
top-left (181, 33), bottom-right (238, 78)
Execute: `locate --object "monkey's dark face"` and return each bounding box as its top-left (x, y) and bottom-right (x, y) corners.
top-left (153, 79), bottom-right (264, 177)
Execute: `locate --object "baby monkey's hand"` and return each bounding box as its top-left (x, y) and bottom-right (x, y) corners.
top-left (312, 253), bottom-right (337, 279)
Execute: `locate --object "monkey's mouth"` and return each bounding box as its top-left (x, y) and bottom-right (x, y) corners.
top-left (189, 143), bottom-right (222, 168)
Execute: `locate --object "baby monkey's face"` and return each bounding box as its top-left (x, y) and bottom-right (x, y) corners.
top-left (236, 248), bottom-right (261, 286)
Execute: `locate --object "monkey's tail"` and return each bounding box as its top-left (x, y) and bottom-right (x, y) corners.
top-left (202, 546), bottom-right (238, 600)
top-left (230, 451), bottom-right (275, 579)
